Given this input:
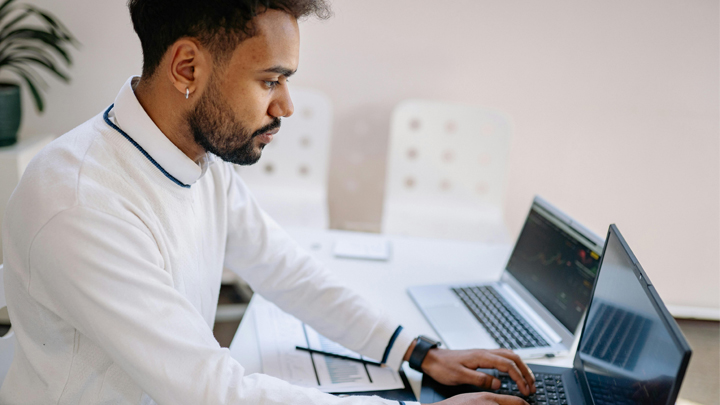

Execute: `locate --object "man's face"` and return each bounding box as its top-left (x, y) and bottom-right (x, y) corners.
top-left (187, 10), bottom-right (299, 165)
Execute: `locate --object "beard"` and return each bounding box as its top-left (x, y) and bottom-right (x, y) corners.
top-left (187, 78), bottom-right (281, 166)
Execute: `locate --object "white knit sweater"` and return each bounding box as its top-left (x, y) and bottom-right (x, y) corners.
top-left (0, 77), bottom-right (415, 404)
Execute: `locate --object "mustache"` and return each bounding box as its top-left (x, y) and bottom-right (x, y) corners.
top-left (251, 118), bottom-right (282, 138)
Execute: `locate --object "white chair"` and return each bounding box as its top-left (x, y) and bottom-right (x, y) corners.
top-left (235, 86), bottom-right (332, 229)
top-left (382, 100), bottom-right (512, 243)
top-left (0, 264), bottom-right (16, 386)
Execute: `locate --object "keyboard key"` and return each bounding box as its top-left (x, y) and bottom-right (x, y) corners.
top-left (494, 371), bottom-right (563, 405)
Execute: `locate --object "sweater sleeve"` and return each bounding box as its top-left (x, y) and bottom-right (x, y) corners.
top-left (27, 205), bottom-right (400, 405)
top-left (223, 168), bottom-right (415, 370)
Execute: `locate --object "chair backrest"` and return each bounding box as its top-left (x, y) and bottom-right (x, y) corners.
top-left (236, 87), bottom-right (332, 228)
top-left (0, 264), bottom-right (16, 386)
top-left (383, 99), bottom-right (512, 241)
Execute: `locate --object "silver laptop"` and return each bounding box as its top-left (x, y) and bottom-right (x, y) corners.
top-left (408, 196), bottom-right (604, 358)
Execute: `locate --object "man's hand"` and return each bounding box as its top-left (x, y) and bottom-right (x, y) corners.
top-left (430, 392), bottom-right (529, 405)
top-left (423, 348), bottom-right (536, 396)
top-left (405, 343), bottom-right (536, 396)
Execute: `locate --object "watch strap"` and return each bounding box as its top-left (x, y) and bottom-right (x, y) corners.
top-left (408, 335), bottom-right (440, 372)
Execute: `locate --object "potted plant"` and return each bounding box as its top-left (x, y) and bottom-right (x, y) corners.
top-left (0, 0), bottom-right (76, 147)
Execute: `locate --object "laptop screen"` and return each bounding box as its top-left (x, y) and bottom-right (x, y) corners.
top-left (505, 203), bottom-right (602, 332)
top-left (574, 226), bottom-right (691, 405)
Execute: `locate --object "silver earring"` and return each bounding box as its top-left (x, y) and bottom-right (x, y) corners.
top-left (185, 88), bottom-right (190, 99)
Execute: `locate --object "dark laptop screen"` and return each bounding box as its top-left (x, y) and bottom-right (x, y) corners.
top-left (575, 226), bottom-right (691, 405)
top-left (506, 204), bottom-right (601, 332)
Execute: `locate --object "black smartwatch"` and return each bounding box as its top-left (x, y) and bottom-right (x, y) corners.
top-left (408, 335), bottom-right (441, 372)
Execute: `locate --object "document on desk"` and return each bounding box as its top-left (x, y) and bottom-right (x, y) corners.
top-left (253, 295), bottom-right (405, 393)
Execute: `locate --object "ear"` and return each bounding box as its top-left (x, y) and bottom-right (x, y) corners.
top-left (166, 38), bottom-right (210, 99)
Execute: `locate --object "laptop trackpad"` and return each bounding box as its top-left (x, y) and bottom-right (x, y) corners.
top-left (425, 305), bottom-right (499, 350)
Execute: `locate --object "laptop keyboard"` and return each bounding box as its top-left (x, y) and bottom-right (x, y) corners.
top-left (452, 286), bottom-right (549, 349)
top-left (494, 372), bottom-right (567, 405)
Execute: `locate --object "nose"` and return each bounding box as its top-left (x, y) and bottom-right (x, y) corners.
top-left (268, 85), bottom-right (294, 118)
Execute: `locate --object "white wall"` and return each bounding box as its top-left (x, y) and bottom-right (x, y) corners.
top-left (5, 0), bottom-right (718, 314)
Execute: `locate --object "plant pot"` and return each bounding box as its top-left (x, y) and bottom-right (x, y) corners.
top-left (0, 82), bottom-right (22, 147)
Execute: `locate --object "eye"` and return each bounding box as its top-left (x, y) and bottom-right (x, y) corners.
top-left (264, 80), bottom-right (280, 89)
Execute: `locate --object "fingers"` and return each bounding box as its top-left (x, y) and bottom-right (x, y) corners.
top-left (458, 368), bottom-right (502, 391)
top-left (424, 347), bottom-right (536, 397)
top-left (479, 351), bottom-right (531, 396)
top-left (490, 349), bottom-right (536, 394)
top-left (435, 392), bottom-right (528, 405)
top-left (483, 392), bottom-right (530, 405)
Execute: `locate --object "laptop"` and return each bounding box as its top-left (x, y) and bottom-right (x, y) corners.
top-left (421, 224), bottom-right (693, 405)
top-left (408, 196), bottom-right (604, 358)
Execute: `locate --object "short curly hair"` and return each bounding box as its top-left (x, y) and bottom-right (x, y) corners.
top-left (128, 0), bottom-right (331, 78)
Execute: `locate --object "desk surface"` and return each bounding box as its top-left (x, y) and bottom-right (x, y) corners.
top-left (228, 228), bottom-right (576, 399)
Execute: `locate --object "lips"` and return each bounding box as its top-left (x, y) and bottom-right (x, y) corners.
top-left (257, 128), bottom-right (279, 144)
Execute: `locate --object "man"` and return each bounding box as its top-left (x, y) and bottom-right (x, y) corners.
top-left (0, 1), bottom-right (536, 404)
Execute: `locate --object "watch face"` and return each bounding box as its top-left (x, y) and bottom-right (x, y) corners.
top-left (419, 335), bottom-right (441, 346)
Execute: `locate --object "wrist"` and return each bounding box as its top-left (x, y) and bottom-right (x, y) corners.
top-left (407, 335), bottom-right (441, 372)
top-left (422, 346), bottom-right (441, 370)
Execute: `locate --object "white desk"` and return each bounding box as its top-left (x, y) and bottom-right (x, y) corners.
top-left (228, 228), bottom-right (575, 399)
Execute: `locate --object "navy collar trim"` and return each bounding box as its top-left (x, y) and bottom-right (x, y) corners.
top-left (103, 104), bottom-right (191, 189)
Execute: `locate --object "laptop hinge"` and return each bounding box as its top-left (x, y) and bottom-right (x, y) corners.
top-left (497, 283), bottom-right (563, 343)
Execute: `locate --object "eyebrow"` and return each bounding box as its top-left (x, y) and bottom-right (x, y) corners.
top-left (263, 66), bottom-right (296, 78)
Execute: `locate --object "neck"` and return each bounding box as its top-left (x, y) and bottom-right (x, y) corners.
top-left (134, 77), bottom-right (206, 162)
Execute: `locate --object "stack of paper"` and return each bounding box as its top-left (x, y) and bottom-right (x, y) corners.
top-left (253, 295), bottom-right (404, 393)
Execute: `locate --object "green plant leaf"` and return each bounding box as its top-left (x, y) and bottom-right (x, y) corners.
top-left (0, 0), bottom-right (17, 25)
top-left (5, 59), bottom-right (46, 88)
top-left (0, 5), bottom-right (76, 49)
top-left (6, 64), bottom-right (44, 112)
top-left (0, 0), bottom-right (15, 16)
top-left (2, 54), bottom-right (69, 81)
top-left (0, 44), bottom-right (57, 65)
top-left (0, 8), bottom-right (30, 37)
top-left (0, 28), bottom-right (72, 64)
top-left (26, 6), bottom-right (76, 43)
